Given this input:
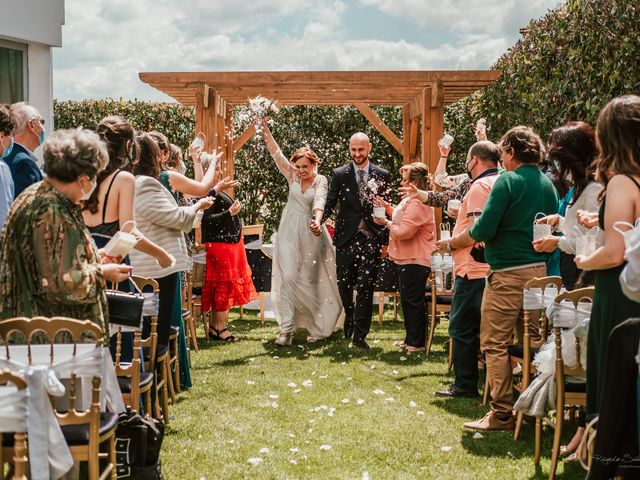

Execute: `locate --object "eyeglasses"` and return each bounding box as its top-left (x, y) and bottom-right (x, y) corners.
top-left (31, 118), bottom-right (45, 126)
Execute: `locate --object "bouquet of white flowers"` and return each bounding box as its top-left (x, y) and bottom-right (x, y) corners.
top-left (236, 96), bottom-right (279, 133)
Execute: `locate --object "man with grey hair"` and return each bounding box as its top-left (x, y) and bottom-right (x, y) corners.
top-left (322, 132), bottom-right (390, 349)
top-left (5, 102), bottom-right (45, 198)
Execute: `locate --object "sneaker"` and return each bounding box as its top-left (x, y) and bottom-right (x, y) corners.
top-left (463, 411), bottom-right (514, 431)
top-left (512, 363), bottom-right (523, 375)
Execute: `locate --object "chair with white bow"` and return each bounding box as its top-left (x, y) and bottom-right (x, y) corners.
top-left (0, 369), bottom-right (28, 480)
top-left (0, 317), bottom-right (118, 480)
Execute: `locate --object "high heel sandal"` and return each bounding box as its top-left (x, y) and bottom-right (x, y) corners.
top-left (210, 327), bottom-right (237, 342)
top-left (275, 332), bottom-right (293, 346)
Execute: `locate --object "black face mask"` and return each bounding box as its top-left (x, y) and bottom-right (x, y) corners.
top-left (465, 158), bottom-right (476, 179)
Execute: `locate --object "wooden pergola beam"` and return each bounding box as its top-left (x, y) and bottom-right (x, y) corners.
top-left (232, 125), bottom-right (256, 153)
top-left (354, 103), bottom-right (403, 155)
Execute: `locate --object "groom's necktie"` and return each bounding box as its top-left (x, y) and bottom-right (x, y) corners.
top-left (357, 169), bottom-right (366, 204)
top-left (356, 168), bottom-right (374, 238)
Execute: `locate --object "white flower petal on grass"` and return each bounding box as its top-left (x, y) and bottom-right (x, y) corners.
top-left (247, 457), bottom-right (263, 465)
top-left (249, 357), bottom-right (256, 362)
top-left (392, 370), bottom-right (399, 375)
top-left (268, 394), bottom-right (279, 399)
top-left (272, 356), bottom-right (280, 359)
top-left (290, 447), bottom-right (299, 453)
top-left (309, 419), bottom-right (316, 424)
top-left (293, 388), bottom-right (302, 394)
top-left (346, 377), bottom-right (353, 381)
top-left (271, 402), bottom-right (279, 409)
top-left (373, 339), bottom-right (380, 344)
top-left (302, 380), bottom-right (313, 387)
top-left (319, 374), bottom-right (328, 379)
top-left (473, 432), bottom-right (484, 439)
top-left (319, 445), bottom-right (332, 451)
top-left (384, 397), bottom-right (395, 402)
top-left (396, 386), bottom-right (402, 390)
top-left (227, 440), bottom-right (235, 444)
top-left (441, 446), bottom-right (452, 452)
top-left (417, 411), bottom-right (425, 415)
top-left (340, 361), bottom-right (347, 365)
top-left (341, 398), bottom-right (350, 404)
top-left (259, 447), bottom-right (270, 454)
top-left (290, 459), bottom-right (298, 465)
top-left (357, 399), bottom-right (365, 405)
top-left (363, 472), bottom-right (370, 480)
top-left (400, 356), bottom-right (407, 361)
top-left (308, 428), bottom-right (313, 433)
top-left (370, 365), bottom-right (376, 370)
top-left (409, 401), bottom-right (417, 408)
top-left (288, 433), bottom-right (296, 438)
top-left (373, 389), bottom-right (385, 395)
top-left (287, 382), bottom-right (297, 388)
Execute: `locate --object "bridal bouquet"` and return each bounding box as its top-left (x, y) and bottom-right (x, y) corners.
top-left (238, 96), bottom-right (280, 133)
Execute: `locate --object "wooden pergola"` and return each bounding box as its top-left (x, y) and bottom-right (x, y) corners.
top-left (139, 70), bottom-right (500, 175)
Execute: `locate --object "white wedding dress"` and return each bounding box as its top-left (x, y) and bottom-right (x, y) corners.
top-left (270, 149), bottom-right (344, 339)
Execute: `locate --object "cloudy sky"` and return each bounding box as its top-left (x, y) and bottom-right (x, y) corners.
top-left (53, 0), bottom-right (562, 102)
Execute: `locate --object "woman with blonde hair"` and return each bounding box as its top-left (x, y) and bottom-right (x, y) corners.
top-left (259, 121), bottom-right (343, 345)
top-left (374, 162), bottom-right (436, 353)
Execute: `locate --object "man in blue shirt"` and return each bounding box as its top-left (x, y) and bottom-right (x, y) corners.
top-left (0, 104), bottom-right (16, 232)
top-left (5, 102), bottom-right (45, 199)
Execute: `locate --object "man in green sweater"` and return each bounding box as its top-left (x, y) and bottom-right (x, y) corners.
top-left (463, 126), bottom-right (558, 431)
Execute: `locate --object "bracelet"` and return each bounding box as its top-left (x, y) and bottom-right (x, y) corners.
top-left (439, 156), bottom-right (448, 159)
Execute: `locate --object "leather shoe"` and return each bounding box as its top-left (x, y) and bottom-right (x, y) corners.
top-left (344, 320), bottom-right (355, 339)
top-left (351, 338), bottom-right (370, 349)
top-left (463, 411), bottom-right (514, 431)
top-left (435, 384), bottom-right (479, 398)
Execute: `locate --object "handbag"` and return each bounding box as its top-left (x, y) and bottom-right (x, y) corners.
top-left (113, 411), bottom-right (164, 479)
top-left (107, 279), bottom-right (144, 329)
top-left (470, 243), bottom-right (486, 263)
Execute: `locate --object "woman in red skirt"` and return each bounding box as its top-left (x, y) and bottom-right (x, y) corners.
top-left (200, 165), bottom-right (257, 341)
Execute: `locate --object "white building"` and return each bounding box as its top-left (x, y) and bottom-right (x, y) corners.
top-left (0, 0), bottom-right (65, 132)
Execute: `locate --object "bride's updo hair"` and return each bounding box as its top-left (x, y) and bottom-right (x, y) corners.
top-left (400, 162), bottom-right (432, 190)
top-left (290, 146), bottom-right (322, 166)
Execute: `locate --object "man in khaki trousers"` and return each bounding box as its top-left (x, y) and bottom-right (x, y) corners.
top-left (463, 126), bottom-right (558, 431)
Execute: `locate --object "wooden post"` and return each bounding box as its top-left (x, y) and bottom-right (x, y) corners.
top-left (421, 86), bottom-right (431, 170)
top-left (402, 104), bottom-right (411, 165)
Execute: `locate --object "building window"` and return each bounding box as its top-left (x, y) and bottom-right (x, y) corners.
top-left (0, 40), bottom-right (28, 104)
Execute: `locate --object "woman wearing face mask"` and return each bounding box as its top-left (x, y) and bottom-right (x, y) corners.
top-left (0, 128), bottom-right (131, 336)
top-left (0, 104), bottom-right (15, 232)
top-left (532, 122), bottom-right (602, 290)
top-left (373, 163), bottom-right (436, 354)
top-left (259, 120), bottom-right (344, 345)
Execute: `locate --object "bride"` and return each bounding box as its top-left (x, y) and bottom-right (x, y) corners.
top-left (259, 121), bottom-right (343, 345)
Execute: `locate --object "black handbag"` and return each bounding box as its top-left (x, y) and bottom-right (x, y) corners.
top-left (470, 244), bottom-right (486, 264)
top-left (106, 280), bottom-right (144, 328)
top-left (113, 411), bottom-right (164, 479)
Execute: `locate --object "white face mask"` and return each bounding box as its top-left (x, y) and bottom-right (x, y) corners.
top-left (80, 176), bottom-right (98, 201)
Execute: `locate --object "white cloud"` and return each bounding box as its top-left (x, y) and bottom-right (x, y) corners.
top-left (52, 0), bottom-right (560, 101)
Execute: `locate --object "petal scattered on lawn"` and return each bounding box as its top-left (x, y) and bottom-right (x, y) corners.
top-left (259, 447), bottom-right (269, 454)
top-left (271, 402), bottom-right (279, 408)
top-left (302, 380), bottom-right (313, 387)
top-left (287, 382), bottom-right (297, 388)
top-left (400, 356), bottom-right (407, 361)
top-left (409, 401), bottom-right (417, 408)
top-left (357, 399), bottom-right (365, 405)
top-left (268, 394), bottom-right (279, 399)
top-left (441, 446), bottom-right (452, 452)
top-left (308, 428), bottom-right (313, 433)
top-left (341, 398), bottom-right (350, 404)
top-left (246, 380), bottom-right (255, 385)
top-left (340, 361), bottom-right (347, 365)
top-left (385, 397), bottom-right (395, 402)
top-left (363, 472), bottom-right (370, 480)
top-left (473, 432), bottom-right (484, 439)
top-left (392, 370), bottom-right (399, 375)
top-left (247, 457), bottom-right (263, 465)
top-left (369, 365), bottom-right (376, 370)
top-left (373, 389), bottom-right (385, 395)
top-left (293, 388), bottom-right (302, 394)
top-left (373, 339), bottom-right (380, 344)
top-left (288, 433), bottom-right (296, 438)
top-left (319, 445), bottom-right (332, 451)
top-left (290, 460), bottom-right (298, 465)
top-left (272, 356), bottom-right (280, 359)
top-left (290, 447), bottom-right (299, 453)
top-left (319, 374), bottom-right (328, 379)
top-left (417, 411), bottom-right (425, 415)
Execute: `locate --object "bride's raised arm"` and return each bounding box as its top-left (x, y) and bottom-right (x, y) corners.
top-left (259, 120), bottom-right (297, 184)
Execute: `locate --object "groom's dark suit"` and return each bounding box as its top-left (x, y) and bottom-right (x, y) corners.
top-left (324, 161), bottom-right (390, 342)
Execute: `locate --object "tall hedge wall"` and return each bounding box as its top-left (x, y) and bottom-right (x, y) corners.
top-left (54, 0), bottom-right (639, 235)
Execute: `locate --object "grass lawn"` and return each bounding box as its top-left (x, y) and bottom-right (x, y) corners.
top-left (161, 308), bottom-right (584, 479)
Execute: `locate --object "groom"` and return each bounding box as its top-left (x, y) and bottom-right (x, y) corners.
top-left (321, 132), bottom-right (390, 349)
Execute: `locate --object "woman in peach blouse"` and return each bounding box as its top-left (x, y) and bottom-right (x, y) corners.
top-left (375, 162), bottom-right (436, 353)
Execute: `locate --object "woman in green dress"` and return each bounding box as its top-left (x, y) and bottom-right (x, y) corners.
top-left (575, 95), bottom-right (640, 417)
top-left (0, 128), bottom-right (131, 336)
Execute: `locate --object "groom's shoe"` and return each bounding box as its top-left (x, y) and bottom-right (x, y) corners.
top-left (351, 338), bottom-right (370, 349)
top-left (344, 320), bottom-right (355, 340)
